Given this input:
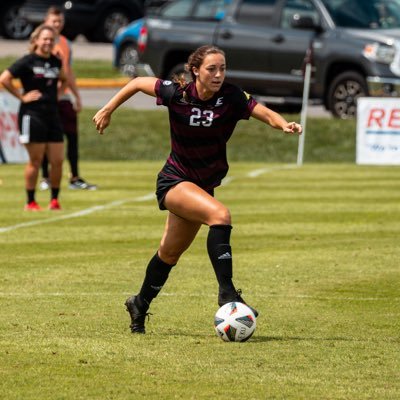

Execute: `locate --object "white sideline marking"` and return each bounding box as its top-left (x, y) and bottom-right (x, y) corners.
top-left (221, 176), bottom-right (235, 186)
top-left (134, 193), bottom-right (157, 202)
top-left (247, 164), bottom-right (298, 178)
top-left (0, 292), bottom-right (397, 302)
top-left (0, 193), bottom-right (156, 234)
top-left (0, 164), bottom-right (297, 234)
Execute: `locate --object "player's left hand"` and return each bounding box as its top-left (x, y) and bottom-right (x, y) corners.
top-left (74, 97), bottom-right (82, 113)
top-left (283, 122), bottom-right (302, 134)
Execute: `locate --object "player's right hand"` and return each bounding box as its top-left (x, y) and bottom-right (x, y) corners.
top-left (22, 90), bottom-right (42, 103)
top-left (92, 108), bottom-right (111, 135)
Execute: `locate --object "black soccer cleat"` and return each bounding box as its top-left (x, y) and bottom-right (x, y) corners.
top-left (125, 295), bottom-right (150, 334)
top-left (218, 289), bottom-right (259, 317)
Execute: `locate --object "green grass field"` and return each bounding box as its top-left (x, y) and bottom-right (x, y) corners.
top-left (77, 108), bottom-right (357, 163)
top-left (1, 161), bottom-right (399, 399)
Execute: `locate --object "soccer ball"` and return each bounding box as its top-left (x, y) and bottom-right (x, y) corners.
top-left (214, 302), bottom-right (257, 342)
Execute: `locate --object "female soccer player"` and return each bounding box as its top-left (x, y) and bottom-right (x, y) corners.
top-left (0, 25), bottom-right (67, 210)
top-left (93, 45), bottom-right (302, 334)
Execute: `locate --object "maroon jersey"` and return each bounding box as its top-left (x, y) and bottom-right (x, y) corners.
top-left (155, 79), bottom-right (257, 190)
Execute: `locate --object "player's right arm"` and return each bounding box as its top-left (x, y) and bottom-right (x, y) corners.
top-left (0, 69), bottom-right (42, 103)
top-left (92, 77), bottom-right (158, 134)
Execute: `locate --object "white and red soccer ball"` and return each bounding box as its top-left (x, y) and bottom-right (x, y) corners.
top-left (214, 302), bottom-right (257, 342)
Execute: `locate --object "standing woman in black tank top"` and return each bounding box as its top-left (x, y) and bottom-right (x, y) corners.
top-left (93, 45), bottom-right (302, 334)
top-left (0, 24), bottom-right (67, 211)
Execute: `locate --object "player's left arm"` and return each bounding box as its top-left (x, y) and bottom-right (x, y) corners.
top-left (251, 103), bottom-right (302, 134)
top-left (66, 68), bottom-right (82, 112)
top-left (58, 67), bottom-right (68, 99)
top-left (63, 41), bottom-right (82, 112)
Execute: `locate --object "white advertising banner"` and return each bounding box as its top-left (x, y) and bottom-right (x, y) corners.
top-left (0, 93), bottom-right (28, 164)
top-left (357, 97), bottom-right (400, 165)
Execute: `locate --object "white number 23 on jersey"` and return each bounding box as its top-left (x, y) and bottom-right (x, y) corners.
top-left (189, 107), bottom-right (214, 127)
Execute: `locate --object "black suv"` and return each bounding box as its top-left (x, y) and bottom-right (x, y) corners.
top-left (19, 0), bottom-right (145, 42)
top-left (136, 0), bottom-right (400, 118)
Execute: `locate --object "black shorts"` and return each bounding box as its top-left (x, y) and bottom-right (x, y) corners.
top-left (18, 109), bottom-right (64, 144)
top-left (156, 171), bottom-right (214, 211)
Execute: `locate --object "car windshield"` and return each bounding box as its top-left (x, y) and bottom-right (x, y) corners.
top-left (321, 0), bottom-right (400, 28)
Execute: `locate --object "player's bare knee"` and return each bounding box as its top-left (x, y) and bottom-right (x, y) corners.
top-left (158, 247), bottom-right (181, 265)
top-left (30, 159), bottom-right (43, 169)
top-left (49, 157), bottom-right (63, 167)
top-left (209, 206), bottom-right (231, 226)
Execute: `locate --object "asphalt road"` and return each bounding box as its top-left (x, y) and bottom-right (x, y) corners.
top-left (0, 37), bottom-right (331, 116)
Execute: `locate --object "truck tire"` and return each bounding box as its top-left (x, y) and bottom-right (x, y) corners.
top-left (327, 71), bottom-right (368, 119)
top-left (118, 43), bottom-right (139, 76)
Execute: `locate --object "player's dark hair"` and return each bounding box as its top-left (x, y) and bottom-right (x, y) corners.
top-left (46, 6), bottom-right (64, 18)
top-left (187, 45), bottom-right (225, 81)
top-left (172, 45), bottom-right (225, 101)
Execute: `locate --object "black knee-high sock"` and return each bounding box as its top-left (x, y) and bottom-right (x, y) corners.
top-left (66, 132), bottom-right (79, 178)
top-left (51, 187), bottom-right (60, 200)
top-left (138, 253), bottom-right (175, 309)
top-left (27, 189), bottom-right (35, 203)
top-left (207, 224), bottom-right (236, 294)
top-left (41, 155), bottom-right (49, 179)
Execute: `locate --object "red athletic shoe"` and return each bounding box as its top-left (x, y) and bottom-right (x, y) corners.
top-left (48, 198), bottom-right (61, 210)
top-left (24, 201), bottom-right (42, 211)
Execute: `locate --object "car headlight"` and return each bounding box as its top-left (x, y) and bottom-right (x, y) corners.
top-left (363, 42), bottom-right (396, 64)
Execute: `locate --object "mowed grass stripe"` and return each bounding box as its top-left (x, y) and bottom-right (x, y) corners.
top-left (0, 161), bottom-right (399, 400)
top-left (0, 163), bottom-right (294, 233)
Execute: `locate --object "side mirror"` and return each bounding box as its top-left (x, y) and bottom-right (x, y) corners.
top-left (291, 14), bottom-right (321, 31)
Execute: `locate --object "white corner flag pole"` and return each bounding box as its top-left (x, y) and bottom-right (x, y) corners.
top-left (297, 61), bottom-right (312, 166)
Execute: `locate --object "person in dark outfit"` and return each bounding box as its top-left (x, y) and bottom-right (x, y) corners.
top-left (0, 25), bottom-right (67, 210)
top-left (39, 6), bottom-right (97, 191)
top-left (93, 45), bottom-right (302, 334)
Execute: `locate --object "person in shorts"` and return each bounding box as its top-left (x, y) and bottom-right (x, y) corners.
top-left (39, 6), bottom-right (97, 191)
top-left (93, 45), bottom-right (302, 334)
top-left (0, 24), bottom-right (67, 210)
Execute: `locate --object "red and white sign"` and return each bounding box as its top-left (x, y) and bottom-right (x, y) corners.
top-left (0, 93), bottom-right (28, 163)
top-left (357, 97), bottom-right (400, 165)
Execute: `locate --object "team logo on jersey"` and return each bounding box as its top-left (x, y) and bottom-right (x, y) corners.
top-left (33, 66), bottom-right (59, 79)
top-left (244, 91), bottom-right (251, 100)
top-left (163, 80), bottom-right (172, 86)
top-left (215, 97), bottom-right (224, 107)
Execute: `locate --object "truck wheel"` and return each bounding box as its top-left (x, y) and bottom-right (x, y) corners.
top-left (118, 43), bottom-right (139, 76)
top-left (328, 71), bottom-right (368, 119)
